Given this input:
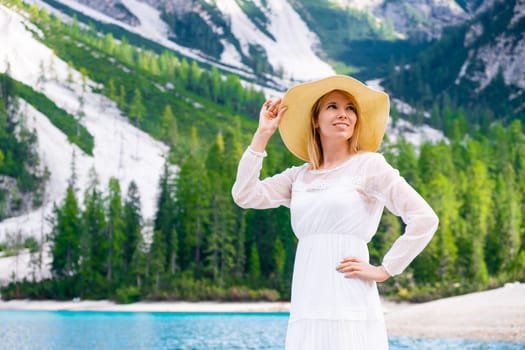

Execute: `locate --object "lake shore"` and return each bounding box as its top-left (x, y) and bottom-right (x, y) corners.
top-left (1, 282), bottom-right (524, 342)
top-left (383, 281), bottom-right (525, 342)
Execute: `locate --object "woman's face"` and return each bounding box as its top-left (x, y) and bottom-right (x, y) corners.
top-left (315, 90), bottom-right (357, 144)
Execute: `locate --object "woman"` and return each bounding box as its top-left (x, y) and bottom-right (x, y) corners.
top-left (232, 75), bottom-right (439, 349)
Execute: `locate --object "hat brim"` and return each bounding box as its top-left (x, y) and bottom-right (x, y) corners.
top-left (279, 75), bottom-right (390, 161)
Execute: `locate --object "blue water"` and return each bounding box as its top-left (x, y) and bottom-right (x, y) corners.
top-left (0, 310), bottom-right (523, 350)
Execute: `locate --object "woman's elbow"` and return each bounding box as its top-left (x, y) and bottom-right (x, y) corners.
top-left (232, 196), bottom-right (250, 209)
top-left (231, 187), bottom-right (250, 209)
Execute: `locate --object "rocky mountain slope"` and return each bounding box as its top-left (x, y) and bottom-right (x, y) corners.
top-left (32, 0), bottom-right (525, 114)
top-left (383, 0), bottom-right (525, 117)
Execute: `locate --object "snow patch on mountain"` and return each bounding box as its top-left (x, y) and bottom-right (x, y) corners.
top-left (120, 0), bottom-right (168, 39)
top-left (0, 247), bottom-right (52, 286)
top-left (214, 0), bottom-right (334, 81)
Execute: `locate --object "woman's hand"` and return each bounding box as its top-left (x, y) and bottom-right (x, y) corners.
top-left (250, 98), bottom-right (287, 152)
top-left (336, 257), bottom-right (390, 283)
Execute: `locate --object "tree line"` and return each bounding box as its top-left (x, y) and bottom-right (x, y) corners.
top-left (2, 118), bottom-right (525, 302)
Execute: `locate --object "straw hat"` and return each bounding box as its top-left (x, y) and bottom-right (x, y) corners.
top-left (279, 75), bottom-right (390, 161)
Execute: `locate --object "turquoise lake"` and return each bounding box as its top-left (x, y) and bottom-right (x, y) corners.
top-left (0, 310), bottom-right (523, 349)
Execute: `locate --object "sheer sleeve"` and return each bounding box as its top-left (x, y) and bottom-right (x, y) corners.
top-left (364, 153), bottom-right (439, 276)
top-left (232, 147), bottom-right (303, 209)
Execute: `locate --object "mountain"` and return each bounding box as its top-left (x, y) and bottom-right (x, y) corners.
top-left (383, 0), bottom-right (525, 129)
top-left (33, 0), bottom-right (525, 118)
top-left (34, 0), bottom-right (470, 82)
top-left (39, 0), bottom-right (335, 86)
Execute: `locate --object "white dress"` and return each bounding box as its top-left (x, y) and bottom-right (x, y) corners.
top-left (232, 147), bottom-right (439, 350)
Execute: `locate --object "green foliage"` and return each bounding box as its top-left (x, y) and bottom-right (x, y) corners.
top-left (6, 118), bottom-right (525, 303)
top-left (153, 161), bottom-right (178, 275)
top-left (122, 181), bottom-right (143, 279)
top-left (79, 173), bottom-right (108, 295)
top-left (1, 74), bottom-right (94, 155)
top-left (378, 120), bottom-right (525, 301)
top-left (162, 11), bottom-right (224, 59)
top-left (115, 285), bottom-right (141, 304)
top-left (49, 186), bottom-right (82, 278)
top-left (246, 44), bottom-right (274, 76)
top-left (289, 0), bottom-right (405, 78)
top-left (0, 73), bottom-right (46, 217)
top-left (248, 242), bottom-right (261, 282)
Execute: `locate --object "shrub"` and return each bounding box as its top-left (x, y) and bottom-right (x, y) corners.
top-left (253, 288), bottom-right (280, 302)
top-left (115, 286), bottom-right (141, 304)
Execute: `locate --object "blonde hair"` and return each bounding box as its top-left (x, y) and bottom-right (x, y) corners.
top-left (307, 89), bottom-right (361, 170)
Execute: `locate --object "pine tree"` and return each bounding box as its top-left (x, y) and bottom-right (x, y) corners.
top-left (178, 58), bottom-right (189, 84)
top-left (117, 36), bottom-right (134, 65)
top-left (393, 137), bottom-right (420, 187)
top-left (153, 160), bottom-right (177, 274)
top-left (149, 230), bottom-right (166, 292)
top-left (159, 51), bottom-right (178, 79)
top-left (415, 173), bottom-right (458, 283)
top-left (205, 132), bottom-right (236, 284)
top-left (188, 61), bottom-right (201, 91)
top-left (486, 165), bottom-right (521, 274)
top-left (160, 104), bottom-right (177, 145)
top-left (106, 178), bottom-right (126, 283)
top-left (49, 186), bottom-right (81, 278)
top-left (224, 75), bottom-right (243, 110)
top-left (80, 168), bottom-right (107, 294)
top-left (107, 79), bottom-right (117, 102)
top-left (210, 66), bottom-right (222, 103)
top-left (103, 33), bottom-right (115, 54)
top-left (123, 181), bottom-right (143, 280)
top-left (462, 159), bottom-right (493, 285)
top-left (118, 85), bottom-right (127, 111)
top-left (129, 88), bottom-right (145, 127)
top-left (175, 153), bottom-right (210, 275)
top-left (223, 129), bottom-right (246, 278)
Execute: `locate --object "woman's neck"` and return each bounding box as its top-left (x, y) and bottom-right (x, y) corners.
top-left (319, 142), bottom-right (352, 170)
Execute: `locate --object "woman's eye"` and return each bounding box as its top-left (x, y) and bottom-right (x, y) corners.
top-left (347, 104), bottom-right (356, 112)
top-left (327, 103), bottom-right (336, 109)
